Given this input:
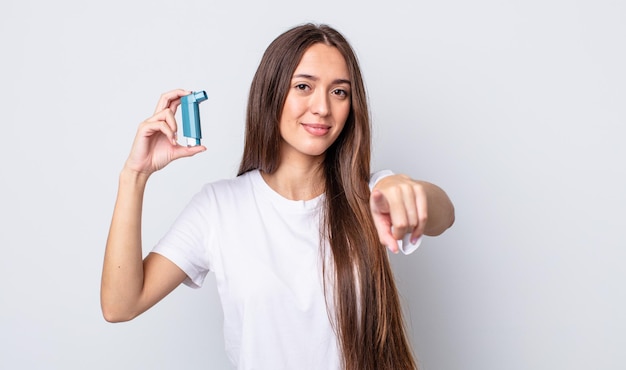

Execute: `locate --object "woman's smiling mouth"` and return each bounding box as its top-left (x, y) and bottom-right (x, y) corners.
top-left (301, 123), bottom-right (331, 136)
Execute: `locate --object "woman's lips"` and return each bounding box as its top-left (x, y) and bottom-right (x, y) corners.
top-left (301, 123), bottom-right (331, 136)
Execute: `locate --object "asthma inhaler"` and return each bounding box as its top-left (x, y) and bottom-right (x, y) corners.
top-left (180, 91), bottom-right (208, 146)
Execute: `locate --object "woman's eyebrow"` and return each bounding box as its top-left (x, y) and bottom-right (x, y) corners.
top-left (292, 74), bottom-right (351, 85)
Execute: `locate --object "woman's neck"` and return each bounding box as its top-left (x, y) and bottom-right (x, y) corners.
top-left (260, 157), bottom-right (326, 201)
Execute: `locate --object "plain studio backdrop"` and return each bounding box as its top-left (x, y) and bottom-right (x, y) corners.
top-left (1, 1), bottom-right (624, 369)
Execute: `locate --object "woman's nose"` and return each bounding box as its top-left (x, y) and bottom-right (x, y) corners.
top-left (310, 90), bottom-right (330, 117)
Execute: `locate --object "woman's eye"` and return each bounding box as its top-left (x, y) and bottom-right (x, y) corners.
top-left (333, 89), bottom-right (348, 97)
top-left (295, 84), bottom-right (309, 91)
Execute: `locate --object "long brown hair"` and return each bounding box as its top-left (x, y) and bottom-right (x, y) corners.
top-left (238, 24), bottom-right (417, 370)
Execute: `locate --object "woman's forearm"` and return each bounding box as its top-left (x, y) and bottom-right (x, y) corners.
top-left (417, 180), bottom-right (455, 236)
top-left (100, 168), bottom-right (150, 322)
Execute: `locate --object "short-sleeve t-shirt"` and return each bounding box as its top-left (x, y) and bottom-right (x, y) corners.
top-left (152, 169), bottom-right (402, 369)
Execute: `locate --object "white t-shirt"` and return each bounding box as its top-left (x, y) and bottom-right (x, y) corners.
top-left (152, 169), bottom-right (416, 369)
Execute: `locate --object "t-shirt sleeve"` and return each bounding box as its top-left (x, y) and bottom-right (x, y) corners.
top-left (151, 185), bottom-right (214, 289)
top-left (369, 169), bottom-right (394, 190)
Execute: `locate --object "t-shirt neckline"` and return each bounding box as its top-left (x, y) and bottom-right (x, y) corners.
top-left (249, 170), bottom-right (323, 213)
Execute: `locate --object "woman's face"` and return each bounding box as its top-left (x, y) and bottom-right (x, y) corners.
top-left (278, 43), bottom-right (351, 164)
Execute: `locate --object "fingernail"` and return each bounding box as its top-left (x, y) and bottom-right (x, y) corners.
top-left (411, 236), bottom-right (418, 245)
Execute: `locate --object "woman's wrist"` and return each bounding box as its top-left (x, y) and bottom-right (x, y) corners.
top-left (120, 165), bottom-right (151, 188)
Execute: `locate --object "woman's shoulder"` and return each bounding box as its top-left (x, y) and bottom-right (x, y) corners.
top-left (198, 169), bottom-right (260, 197)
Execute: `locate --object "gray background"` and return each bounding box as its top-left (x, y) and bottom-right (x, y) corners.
top-left (1, 0), bottom-right (624, 369)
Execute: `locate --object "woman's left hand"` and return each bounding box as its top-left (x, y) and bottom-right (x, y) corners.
top-left (370, 174), bottom-right (427, 253)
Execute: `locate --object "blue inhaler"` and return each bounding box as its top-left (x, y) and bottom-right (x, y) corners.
top-left (180, 91), bottom-right (208, 146)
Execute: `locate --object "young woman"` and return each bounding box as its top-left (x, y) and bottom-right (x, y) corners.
top-left (101, 24), bottom-right (454, 370)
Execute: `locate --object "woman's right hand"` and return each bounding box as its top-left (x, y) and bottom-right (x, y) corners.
top-left (124, 89), bottom-right (206, 176)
